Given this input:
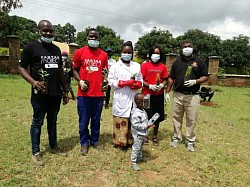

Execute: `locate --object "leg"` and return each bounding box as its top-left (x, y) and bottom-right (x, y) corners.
top-left (90, 97), bottom-right (104, 145)
top-left (184, 94), bottom-right (200, 142)
top-left (77, 97), bottom-right (91, 146)
top-left (105, 85), bottom-right (111, 108)
top-left (30, 96), bottom-right (46, 155)
top-left (46, 96), bottom-right (61, 149)
top-left (172, 92), bottom-right (184, 141)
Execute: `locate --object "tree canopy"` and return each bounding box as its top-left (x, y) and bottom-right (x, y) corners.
top-left (54, 23), bottom-right (76, 43)
top-left (0, 0), bottom-right (22, 13)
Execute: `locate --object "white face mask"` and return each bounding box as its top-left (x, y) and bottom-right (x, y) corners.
top-left (88, 40), bottom-right (99, 48)
top-left (151, 54), bottom-right (160, 63)
top-left (182, 47), bottom-right (193, 57)
top-left (62, 56), bottom-right (67, 61)
top-left (121, 53), bottom-right (132, 61)
top-left (41, 36), bottom-right (54, 43)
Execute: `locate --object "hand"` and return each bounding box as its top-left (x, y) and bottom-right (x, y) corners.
top-left (32, 80), bottom-right (45, 93)
top-left (149, 84), bottom-right (158, 92)
top-left (118, 80), bottom-right (133, 88)
top-left (147, 124), bottom-right (155, 129)
top-left (165, 93), bottom-right (170, 103)
top-left (155, 83), bottom-right (165, 92)
top-left (62, 92), bottom-right (69, 105)
top-left (79, 80), bottom-right (88, 91)
top-left (184, 80), bottom-right (196, 87)
top-left (130, 80), bottom-right (142, 90)
top-left (102, 85), bottom-right (108, 91)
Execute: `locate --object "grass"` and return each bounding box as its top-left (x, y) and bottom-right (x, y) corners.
top-left (0, 73), bottom-right (249, 187)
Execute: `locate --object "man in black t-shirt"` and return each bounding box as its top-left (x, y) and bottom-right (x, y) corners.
top-left (166, 41), bottom-right (209, 152)
top-left (18, 20), bottom-right (69, 166)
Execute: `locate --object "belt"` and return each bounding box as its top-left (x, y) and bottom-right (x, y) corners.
top-left (178, 91), bottom-right (199, 95)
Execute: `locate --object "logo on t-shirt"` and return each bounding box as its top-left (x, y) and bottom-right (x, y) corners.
top-left (41, 56), bottom-right (60, 69)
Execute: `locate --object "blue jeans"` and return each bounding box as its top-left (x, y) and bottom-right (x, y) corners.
top-left (30, 95), bottom-right (61, 154)
top-left (77, 96), bottom-right (104, 146)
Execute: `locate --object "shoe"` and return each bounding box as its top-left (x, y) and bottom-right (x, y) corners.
top-left (137, 157), bottom-right (146, 163)
top-left (50, 147), bottom-right (67, 156)
top-left (91, 143), bottom-right (104, 151)
top-left (131, 163), bottom-right (140, 171)
top-left (170, 139), bottom-right (179, 147)
top-left (32, 152), bottom-right (44, 166)
top-left (144, 137), bottom-right (149, 145)
top-left (80, 145), bottom-right (89, 156)
top-left (187, 142), bottom-right (195, 152)
top-left (152, 137), bottom-right (159, 146)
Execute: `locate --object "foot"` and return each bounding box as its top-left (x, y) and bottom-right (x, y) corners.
top-left (80, 145), bottom-right (89, 156)
top-left (170, 138), bottom-right (180, 148)
top-left (137, 156), bottom-right (146, 163)
top-left (144, 137), bottom-right (149, 145)
top-left (152, 137), bottom-right (159, 146)
top-left (187, 142), bottom-right (195, 152)
top-left (131, 163), bottom-right (140, 171)
top-left (32, 152), bottom-right (44, 166)
top-left (50, 147), bottom-right (67, 156)
top-left (91, 143), bottom-right (104, 151)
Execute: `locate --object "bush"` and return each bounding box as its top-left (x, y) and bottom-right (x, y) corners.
top-left (0, 48), bottom-right (9, 55)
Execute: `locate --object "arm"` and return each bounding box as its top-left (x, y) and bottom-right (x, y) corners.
top-left (58, 65), bottom-right (69, 105)
top-left (166, 77), bottom-right (174, 93)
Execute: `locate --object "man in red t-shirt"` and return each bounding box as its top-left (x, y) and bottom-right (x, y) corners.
top-left (141, 45), bottom-right (168, 146)
top-left (73, 28), bottom-right (108, 155)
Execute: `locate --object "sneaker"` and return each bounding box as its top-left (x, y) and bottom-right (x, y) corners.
top-left (187, 142), bottom-right (195, 152)
top-left (91, 143), bottom-right (104, 151)
top-left (131, 163), bottom-right (140, 171)
top-left (137, 157), bottom-right (146, 163)
top-left (170, 139), bottom-right (179, 147)
top-left (80, 145), bottom-right (89, 156)
top-left (50, 147), bottom-right (67, 156)
top-left (32, 152), bottom-right (44, 166)
top-left (152, 137), bottom-right (159, 146)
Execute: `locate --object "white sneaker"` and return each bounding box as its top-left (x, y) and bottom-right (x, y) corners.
top-left (170, 139), bottom-right (179, 147)
top-left (187, 142), bottom-right (195, 152)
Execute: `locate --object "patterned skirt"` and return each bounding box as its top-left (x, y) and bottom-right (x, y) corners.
top-left (112, 116), bottom-right (133, 147)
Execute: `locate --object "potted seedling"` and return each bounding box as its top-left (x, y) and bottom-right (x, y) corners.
top-left (35, 69), bottom-right (49, 94)
top-left (131, 73), bottom-right (138, 80)
top-left (184, 65), bottom-right (192, 83)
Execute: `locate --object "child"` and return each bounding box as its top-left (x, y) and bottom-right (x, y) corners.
top-left (130, 93), bottom-right (155, 171)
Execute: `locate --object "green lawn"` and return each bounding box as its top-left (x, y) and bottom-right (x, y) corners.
top-left (0, 74), bottom-right (249, 187)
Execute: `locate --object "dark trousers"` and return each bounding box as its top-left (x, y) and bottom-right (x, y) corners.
top-left (105, 85), bottom-right (111, 106)
top-left (77, 96), bottom-right (104, 146)
top-left (30, 95), bottom-right (61, 154)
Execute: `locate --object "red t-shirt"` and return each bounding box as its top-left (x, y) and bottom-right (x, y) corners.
top-left (73, 46), bottom-right (108, 97)
top-left (141, 61), bottom-right (169, 95)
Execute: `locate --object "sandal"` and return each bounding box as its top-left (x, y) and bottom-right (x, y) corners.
top-left (153, 138), bottom-right (159, 146)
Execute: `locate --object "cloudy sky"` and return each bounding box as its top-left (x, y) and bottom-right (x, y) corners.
top-left (9, 0), bottom-right (250, 44)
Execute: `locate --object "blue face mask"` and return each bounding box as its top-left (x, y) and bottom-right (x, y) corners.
top-left (41, 36), bottom-right (54, 43)
top-left (88, 40), bottom-right (99, 48)
top-left (121, 53), bottom-right (132, 62)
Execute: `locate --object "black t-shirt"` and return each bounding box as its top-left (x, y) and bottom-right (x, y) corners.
top-left (169, 56), bottom-right (208, 93)
top-left (20, 40), bottom-right (63, 96)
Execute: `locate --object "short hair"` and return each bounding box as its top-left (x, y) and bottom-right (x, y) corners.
top-left (180, 40), bottom-right (193, 46)
top-left (134, 93), bottom-right (144, 101)
top-left (87, 28), bottom-right (98, 35)
top-left (37, 20), bottom-right (52, 29)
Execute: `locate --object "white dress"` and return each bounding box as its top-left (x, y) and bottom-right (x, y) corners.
top-left (108, 59), bottom-right (143, 118)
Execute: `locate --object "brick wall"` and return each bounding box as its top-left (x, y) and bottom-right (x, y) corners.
top-left (0, 56), bottom-right (10, 73)
top-left (217, 74), bottom-right (250, 87)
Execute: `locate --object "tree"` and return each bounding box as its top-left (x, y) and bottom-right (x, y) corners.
top-left (63, 23), bottom-right (76, 44)
top-left (54, 24), bottom-right (65, 43)
top-left (76, 25), bottom-right (123, 54)
top-left (135, 28), bottom-right (177, 60)
top-left (0, 12), bottom-right (11, 47)
top-left (220, 35), bottom-right (250, 74)
top-left (0, 0), bottom-right (22, 13)
top-left (176, 29), bottom-right (221, 62)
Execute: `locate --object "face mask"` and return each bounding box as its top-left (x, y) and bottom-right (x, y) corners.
top-left (182, 47), bottom-right (193, 57)
top-left (151, 54), bottom-right (160, 63)
top-left (41, 36), bottom-right (54, 43)
top-left (121, 53), bottom-right (132, 62)
top-left (88, 40), bottom-right (99, 48)
top-left (62, 56), bottom-right (67, 61)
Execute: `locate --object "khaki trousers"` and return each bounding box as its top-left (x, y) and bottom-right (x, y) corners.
top-left (172, 91), bottom-right (200, 142)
